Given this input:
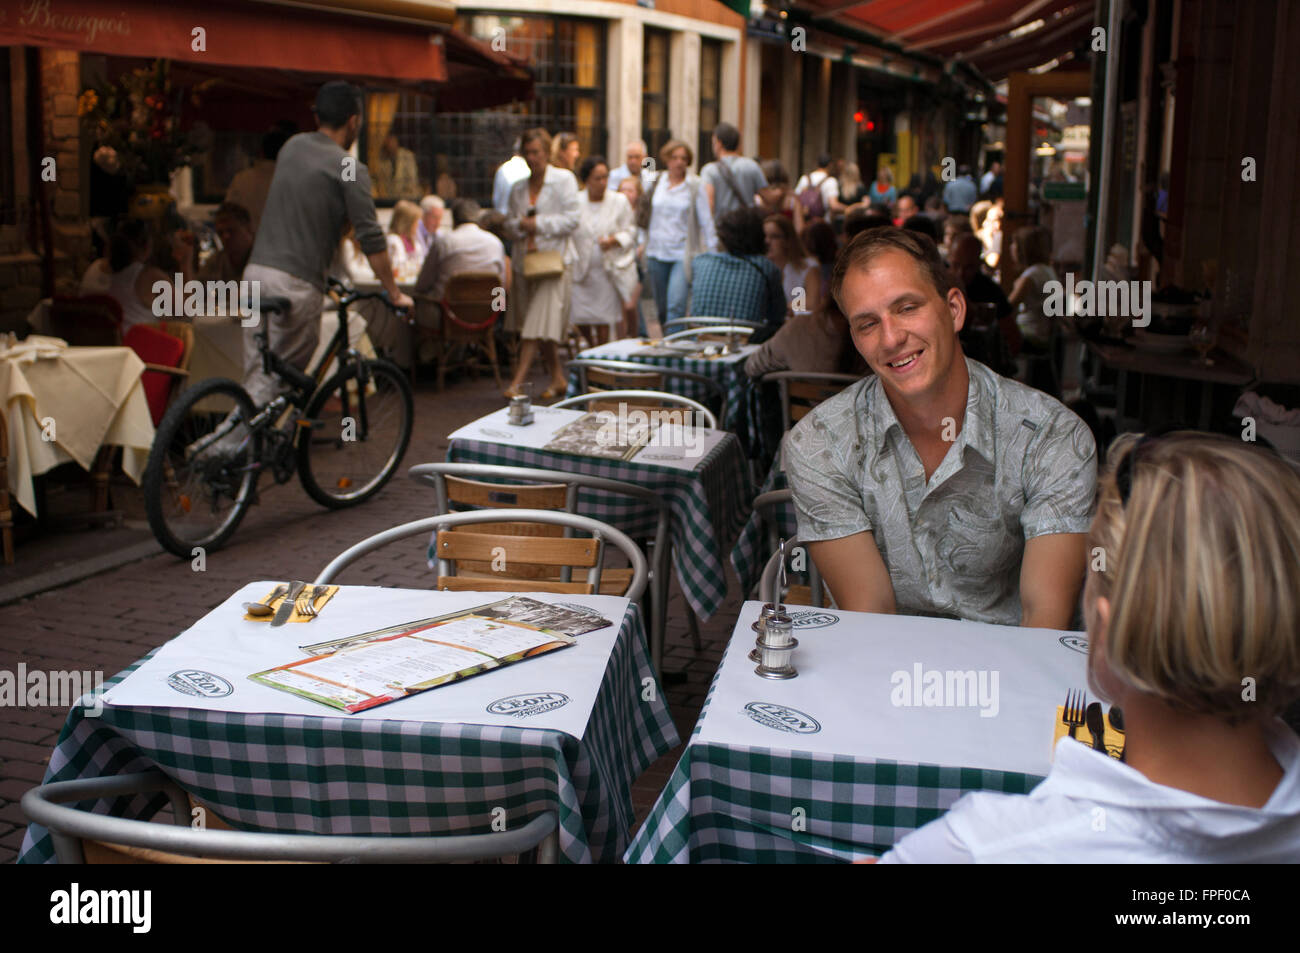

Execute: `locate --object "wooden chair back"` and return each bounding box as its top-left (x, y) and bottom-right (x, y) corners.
top-left (786, 378), bottom-right (847, 423)
top-left (444, 475), bottom-right (568, 579)
top-left (587, 365), bottom-right (663, 391)
top-left (443, 271), bottom-right (502, 338)
top-left (434, 529), bottom-right (602, 594)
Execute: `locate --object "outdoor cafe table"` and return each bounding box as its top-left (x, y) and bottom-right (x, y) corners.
top-left (446, 405), bottom-right (753, 621)
top-left (565, 337), bottom-right (760, 440)
top-left (625, 601), bottom-right (1088, 863)
top-left (19, 585), bottom-right (678, 865)
top-left (0, 337), bottom-right (154, 518)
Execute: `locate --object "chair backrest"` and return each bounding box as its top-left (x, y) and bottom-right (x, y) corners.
top-left (315, 508), bottom-right (649, 603)
top-left (443, 271), bottom-right (503, 329)
top-left (662, 326), bottom-right (756, 344)
top-left (123, 323), bottom-right (188, 426)
top-left (587, 365), bottom-right (664, 392)
top-left (49, 294), bottom-right (123, 346)
top-left (663, 317), bottom-right (764, 335)
top-left (22, 770), bottom-right (558, 863)
top-left (568, 359), bottom-right (729, 425)
top-left (552, 390), bottom-right (718, 430)
top-left (761, 371), bottom-right (862, 431)
top-left (159, 321), bottom-right (195, 374)
top-left (758, 534), bottom-right (828, 608)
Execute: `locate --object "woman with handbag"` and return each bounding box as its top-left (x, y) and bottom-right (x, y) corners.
top-left (641, 139), bottom-right (717, 330)
top-left (504, 128), bottom-right (580, 399)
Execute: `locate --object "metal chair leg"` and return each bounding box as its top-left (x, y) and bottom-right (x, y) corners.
top-left (686, 607), bottom-right (702, 653)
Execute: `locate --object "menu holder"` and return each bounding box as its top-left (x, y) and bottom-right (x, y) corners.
top-left (542, 410), bottom-right (657, 462)
top-left (250, 596), bottom-right (612, 714)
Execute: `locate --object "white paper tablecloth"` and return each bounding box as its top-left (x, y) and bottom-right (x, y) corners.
top-left (579, 337), bottom-right (758, 365)
top-left (698, 601), bottom-right (1089, 778)
top-left (104, 584), bottom-right (630, 740)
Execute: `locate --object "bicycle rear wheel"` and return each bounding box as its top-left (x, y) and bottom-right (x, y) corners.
top-left (142, 378), bottom-right (261, 558)
top-left (298, 359), bottom-right (413, 509)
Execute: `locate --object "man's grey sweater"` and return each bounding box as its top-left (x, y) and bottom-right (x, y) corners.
top-left (249, 131), bottom-right (387, 290)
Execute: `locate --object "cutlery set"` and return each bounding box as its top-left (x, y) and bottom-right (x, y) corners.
top-left (242, 582), bottom-right (331, 626)
top-left (1062, 689), bottom-right (1126, 761)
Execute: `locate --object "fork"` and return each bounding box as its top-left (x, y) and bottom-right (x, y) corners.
top-left (1062, 689), bottom-right (1086, 740)
top-left (296, 585), bottom-right (323, 619)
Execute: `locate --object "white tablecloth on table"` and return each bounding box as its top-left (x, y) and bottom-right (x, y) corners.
top-left (104, 583), bottom-right (629, 739)
top-left (578, 337), bottom-right (758, 365)
top-left (700, 602), bottom-right (1088, 778)
top-left (1, 340), bottom-right (154, 517)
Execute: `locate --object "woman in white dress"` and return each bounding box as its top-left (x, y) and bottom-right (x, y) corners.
top-left (570, 156), bottom-right (637, 347)
top-left (504, 128), bottom-right (580, 398)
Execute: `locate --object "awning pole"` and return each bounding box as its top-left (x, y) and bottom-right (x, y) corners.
top-left (1091, 0), bottom-right (1124, 284)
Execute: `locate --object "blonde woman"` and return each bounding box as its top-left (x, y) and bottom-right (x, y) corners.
top-left (643, 138), bottom-right (716, 326)
top-left (865, 165), bottom-right (895, 207)
top-left (386, 199), bottom-right (422, 279)
top-left (551, 132), bottom-right (580, 172)
top-left (504, 127), bottom-right (580, 399)
top-left (763, 213), bottom-right (820, 315)
top-left (877, 432), bottom-right (1300, 862)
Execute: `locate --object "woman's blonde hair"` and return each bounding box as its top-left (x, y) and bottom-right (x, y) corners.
top-left (839, 162), bottom-right (863, 193)
top-left (551, 131), bottom-right (579, 169)
top-left (1088, 431), bottom-right (1300, 719)
top-left (389, 200), bottom-right (421, 238)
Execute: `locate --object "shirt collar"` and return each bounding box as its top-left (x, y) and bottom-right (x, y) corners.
top-left (863, 356), bottom-right (995, 466)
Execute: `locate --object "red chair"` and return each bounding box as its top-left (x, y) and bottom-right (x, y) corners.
top-left (122, 323), bottom-right (192, 426)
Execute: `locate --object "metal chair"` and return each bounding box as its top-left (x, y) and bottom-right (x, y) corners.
top-left (569, 359), bottom-right (729, 427)
top-left (662, 325), bottom-right (757, 344)
top-left (552, 390), bottom-right (718, 430)
top-left (22, 770), bottom-right (559, 863)
top-left (662, 317), bottom-right (764, 335)
top-left (409, 463), bottom-right (672, 673)
top-left (758, 534), bottom-right (829, 608)
top-left (315, 510), bottom-right (648, 603)
top-left (759, 371), bottom-right (862, 432)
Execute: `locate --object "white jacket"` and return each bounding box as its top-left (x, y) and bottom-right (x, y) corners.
top-left (504, 165), bottom-right (580, 275)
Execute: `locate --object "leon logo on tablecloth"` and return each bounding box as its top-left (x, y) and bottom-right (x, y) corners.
top-left (488, 692), bottom-right (570, 718)
top-left (1059, 635), bottom-right (1088, 654)
top-left (788, 610), bottom-right (839, 629)
top-left (743, 702), bottom-right (822, 734)
top-left (167, 670), bottom-right (234, 698)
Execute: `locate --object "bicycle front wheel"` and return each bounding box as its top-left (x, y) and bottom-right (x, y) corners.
top-left (298, 359), bottom-right (413, 508)
top-left (142, 378), bottom-right (261, 558)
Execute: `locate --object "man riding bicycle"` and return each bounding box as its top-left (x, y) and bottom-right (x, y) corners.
top-left (244, 80), bottom-right (414, 406)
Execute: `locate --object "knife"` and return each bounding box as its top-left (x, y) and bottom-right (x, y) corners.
top-left (1085, 701), bottom-right (1108, 753)
top-left (270, 580), bottom-right (306, 627)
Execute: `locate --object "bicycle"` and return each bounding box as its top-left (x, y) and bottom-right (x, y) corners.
top-left (143, 279), bottom-right (414, 558)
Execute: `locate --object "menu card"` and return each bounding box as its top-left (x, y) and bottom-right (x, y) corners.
top-left (542, 410), bottom-right (657, 461)
top-left (250, 596), bottom-right (611, 713)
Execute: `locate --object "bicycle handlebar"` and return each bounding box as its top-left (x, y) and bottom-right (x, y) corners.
top-left (326, 276), bottom-right (409, 317)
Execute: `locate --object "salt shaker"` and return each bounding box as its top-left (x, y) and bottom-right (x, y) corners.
top-left (755, 608), bottom-right (798, 679)
top-left (507, 393), bottom-right (534, 426)
top-left (749, 602), bottom-right (778, 662)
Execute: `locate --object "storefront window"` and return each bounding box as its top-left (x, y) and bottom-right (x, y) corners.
top-left (642, 29), bottom-right (670, 163)
top-left (698, 39), bottom-right (722, 167)
top-left (436, 13), bottom-right (606, 205)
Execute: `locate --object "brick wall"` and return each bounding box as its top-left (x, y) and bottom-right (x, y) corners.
top-left (0, 48), bottom-right (92, 334)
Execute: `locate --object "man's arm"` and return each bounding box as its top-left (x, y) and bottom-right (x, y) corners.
top-left (807, 533), bottom-right (896, 613)
top-left (1019, 533), bottom-right (1087, 629)
top-left (344, 163), bottom-right (412, 307)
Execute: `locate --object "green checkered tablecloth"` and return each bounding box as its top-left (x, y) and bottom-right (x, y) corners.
top-left (730, 463), bottom-right (793, 599)
top-left (20, 605), bottom-right (677, 865)
top-left (448, 434), bottom-right (753, 621)
top-left (624, 646), bottom-right (1044, 864)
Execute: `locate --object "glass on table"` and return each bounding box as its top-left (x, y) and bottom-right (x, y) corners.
top-left (1189, 320), bottom-right (1216, 366)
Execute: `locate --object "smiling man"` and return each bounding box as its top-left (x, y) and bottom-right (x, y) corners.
top-left (785, 227), bottom-right (1096, 628)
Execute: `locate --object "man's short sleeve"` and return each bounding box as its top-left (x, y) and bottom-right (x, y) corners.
top-left (785, 407), bottom-right (872, 542)
top-left (1021, 406), bottom-right (1097, 539)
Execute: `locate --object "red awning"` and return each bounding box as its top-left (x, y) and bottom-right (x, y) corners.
top-left (0, 0), bottom-right (447, 85)
top-left (794, 0), bottom-right (1097, 81)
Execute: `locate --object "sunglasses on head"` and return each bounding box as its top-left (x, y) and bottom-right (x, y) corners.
top-left (1114, 424), bottom-right (1189, 507)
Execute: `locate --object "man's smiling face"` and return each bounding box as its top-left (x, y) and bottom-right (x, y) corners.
top-left (840, 248), bottom-right (966, 402)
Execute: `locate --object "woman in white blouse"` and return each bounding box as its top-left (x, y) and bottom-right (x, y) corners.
top-left (570, 155), bottom-right (637, 346)
top-left (876, 433), bottom-right (1300, 863)
top-left (385, 200), bottom-right (422, 283)
top-left (503, 128), bottom-right (580, 399)
top-left (643, 139), bottom-right (716, 329)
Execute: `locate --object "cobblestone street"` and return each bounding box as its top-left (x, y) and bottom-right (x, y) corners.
top-left (0, 369), bottom-right (742, 863)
